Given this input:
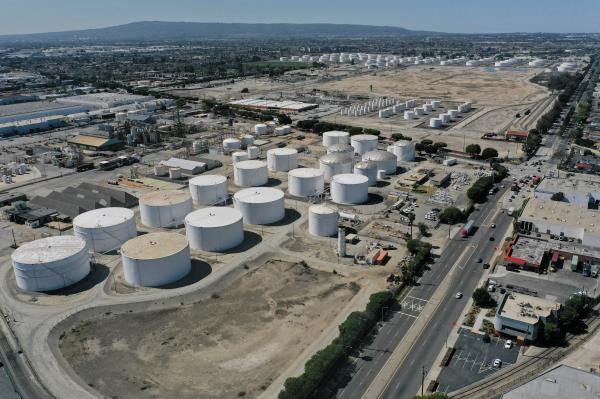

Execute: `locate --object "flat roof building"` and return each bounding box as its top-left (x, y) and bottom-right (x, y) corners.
top-left (56, 93), bottom-right (155, 109)
top-left (159, 158), bottom-right (207, 175)
top-left (535, 175), bottom-right (600, 208)
top-left (494, 292), bottom-right (560, 341)
top-left (228, 98), bottom-right (318, 113)
top-left (67, 135), bottom-right (123, 152)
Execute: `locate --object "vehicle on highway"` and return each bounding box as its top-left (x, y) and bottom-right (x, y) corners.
top-left (455, 292), bottom-right (463, 299)
top-left (504, 340), bottom-right (512, 349)
top-left (476, 257), bottom-right (482, 263)
top-left (462, 220), bottom-right (475, 238)
top-left (489, 237), bottom-right (495, 241)
top-left (483, 263), bottom-right (490, 269)
top-left (490, 223), bottom-right (496, 228)
top-left (493, 358), bottom-right (502, 367)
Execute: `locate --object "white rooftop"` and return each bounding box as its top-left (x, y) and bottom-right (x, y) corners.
top-left (12, 236), bottom-right (87, 265)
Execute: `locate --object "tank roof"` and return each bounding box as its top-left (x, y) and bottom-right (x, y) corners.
top-left (12, 235), bottom-right (87, 265)
top-left (351, 134), bottom-right (379, 141)
top-left (234, 187), bottom-right (284, 203)
top-left (320, 153), bottom-right (353, 164)
top-left (309, 204), bottom-right (338, 215)
top-left (354, 160), bottom-right (378, 169)
top-left (73, 207), bottom-right (134, 229)
top-left (288, 168), bottom-right (324, 178)
top-left (185, 207), bottom-right (242, 228)
top-left (328, 143), bottom-right (354, 151)
top-left (139, 190), bottom-right (191, 206)
top-left (189, 174), bottom-right (227, 186)
top-left (332, 173), bottom-right (369, 184)
top-left (121, 232), bottom-right (188, 260)
top-left (234, 160), bottom-right (267, 169)
top-left (323, 130), bottom-right (350, 137)
top-left (267, 147), bottom-right (298, 155)
top-left (363, 150), bottom-right (397, 161)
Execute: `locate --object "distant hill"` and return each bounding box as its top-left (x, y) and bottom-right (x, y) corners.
top-left (0, 21), bottom-right (440, 43)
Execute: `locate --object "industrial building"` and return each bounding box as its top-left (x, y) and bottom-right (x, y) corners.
top-left (159, 158), bottom-right (207, 175)
top-left (0, 100), bottom-right (89, 124)
top-left (494, 292), bottom-right (560, 341)
top-left (228, 98), bottom-right (318, 113)
top-left (67, 135), bottom-right (123, 152)
top-left (518, 198), bottom-right (600, 247)
top-left (534, 175), bottom-right (600, 208)
top-left (56, 93), bottom-right (155, 109)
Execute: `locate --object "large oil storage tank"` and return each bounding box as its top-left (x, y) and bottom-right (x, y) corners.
top-left (121, 232), bottom-right (191, 287)
top-left (267, 148), bottom-right (298, 172)
top-left (387, 140), bottom-right (416, 163)
top-left (327, 143), bottom-right (354, 156)
top-left (322, 131), bottom-right (350, 147)
top-left (254, 124), bottom-right (268, 135)
top-left (288, 168), bottom-right (325, 197)
top-left (189, 175), bottom-right (228, 205)
top-left (330, 174), bottom-right (369, 204)
top-left (350, 134), bottom-right (378, 155)
top-left (73, 208), bottom-right (137, 253)
top-left (362, 150), bottom-right (397, 175)
top-left (233, 187), bottom-right (285, 225)
top-left (233, 160), bottom-right (268, 187)
top-left (308, 204), bottom-right (339, 237)
top-left (232, 151), bottom-right (248, 163)
top-left (139, 190), bottom-right (193, 228)
top-left (223, 138), bottom-right (241, 151)
top-left (11, 236), bottom-right (90, 292)
top-left (319, 153), bottom-right (353, 181)
top-left (353, 160), bottom-right (378, 186)
top-left (240, 134), bottom-right (254, 147)
top-left (185, 207), bottom-right (244, 251)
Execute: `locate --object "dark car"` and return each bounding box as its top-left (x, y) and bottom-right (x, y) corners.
top-left (476, 257), bottom-right (483, 263)
top-left (483, 263), bottom-right (490, 269)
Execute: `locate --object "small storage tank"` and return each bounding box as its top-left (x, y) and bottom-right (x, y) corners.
top-left (11, 236), bottom-right (90, 292)
top-left (448, 109), bottom-right (459, 119)
top-left (423, 104), bottom-right (433, 113)
top-left (240, 134), bottom-right (254, 147)
top-left (319, 153), bottom-right (353, 181)
top-left (362, 150), bottom-right (397, 175)
top-left (254, 124), bottom-right (268, 135)
top-left (440, 113), bottom-right (451, 124)
top-left (223, 138), bottom-right (241, 151)
top-left (414, 107), bottom-right (425, 116)
top-left (154, 165), bottom-right (168, 177)
top-left (247, 146), bottom-right (260, 159)
top-left (429, 118), bottom-right (443, 128)
top-left (308, 204), bottom-right (339, 237)
top-left (350, 134), bottom-right (378, 155)
top-left (288, 168), bottom-right (325, 197)
top-left (330, 174), bottom-right (369, 205)
top-left (233, 187), bottom-right (285, 225)
top-left (322, 130), bottom-right (350, 147)
top-left (387, 140), bottom-right (416, 163)
top-left (169, 168), bottom-right (182, 179)
top-left (73, 208), bottom-right (137, 253)
top-left (189, 175), bottom-right (228, 205)
top-left (431, 100), bottom-right (442, 109)
top-left (353, 160), bottom-right (378, 186)
top-left (267, 148), bottom-right (299, 172)
top-left (404, 111), bottom-right (416, 120)
top-left (233, 160), bottom-right (268, 187)
top-left (327, 143), bottom-right (354, 156)
top-left (121, 232), bottom-right (191, 287)
top-left (139, 190), bottom-right (193, 228)
top-left (185, 207), bottom-right (244, 251)
top-left (232, 151), bottom-right (249, 163)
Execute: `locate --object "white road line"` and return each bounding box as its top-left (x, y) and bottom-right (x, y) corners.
top-left (394, 311), bottom-right (418, 318)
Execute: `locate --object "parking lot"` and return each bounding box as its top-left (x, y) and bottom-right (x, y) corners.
top-left (436, 329), bottom-right (520, 394)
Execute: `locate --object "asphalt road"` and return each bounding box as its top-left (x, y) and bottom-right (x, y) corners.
top-left (337, 185), bottom-right (512, 399)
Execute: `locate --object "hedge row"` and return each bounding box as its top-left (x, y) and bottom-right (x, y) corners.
top-left (296, 119), bottom-right (380, 136)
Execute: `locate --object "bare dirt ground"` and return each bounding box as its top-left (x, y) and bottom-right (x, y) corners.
top-left (312, 66), bottom-right (548, 106)
top-left (59, 258), bottom-right (360, 399)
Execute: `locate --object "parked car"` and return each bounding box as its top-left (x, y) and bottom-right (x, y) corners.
top-left (504, 340), bottom-right (513, 349)
top-left (493, 359), bottom-right (502, 367)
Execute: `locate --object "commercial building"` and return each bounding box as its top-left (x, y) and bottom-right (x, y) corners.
top-left (228, 98), bottom-right (318, 113)
top-left (534, 175), bottom-right (600, 208)
top-left (494, 292), bottom-right (560, 341)
top-left (505, 129), bottom-right (529, 141)
top-left (56, 93), bottom-right (155, 109)
top-left (502, 365), bottom-right (600, 399)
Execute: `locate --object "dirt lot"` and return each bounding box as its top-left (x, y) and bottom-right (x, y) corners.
top-left (59, 258), bottom-right (359, 399)
top-left (313, 66), bottom-right (548, 106)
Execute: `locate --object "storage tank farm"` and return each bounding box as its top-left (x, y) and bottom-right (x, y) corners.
top-left (11, 235), bottom-right (90, 292)
top-left (267, 148), bottom-right (298, 172)
top-left (233, 160), bottom-right (268, 187)
top-left (287, 168), bottom-right (325, 197)
top-left (73, 207), bottom-right (137, 253)
top-left (139, 190), bottom-right (193, 228)
top-left (185, 207), bottom-right (244, 252)
top-left (233, 187), bottom-right (285, 225)
top-left (188, 175), bottom-right (229, 205)
top-left (308, 204), bottom-right (339, 237)
top-left (121, 232), bottom-right (191, 287)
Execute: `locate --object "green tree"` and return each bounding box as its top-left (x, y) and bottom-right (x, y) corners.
top-left (481, 147), bottom-right (499, 160)
top-left (421, 139), bottom-right (434, 146)
top-left (438, 207), bottom-right (463, 224)
top-left (465, 144), bottom-right (481, 157)
top-left (417, 222), bottom-right (430, 237)
top-left (472, 287), bottom-right (495, 308)
top-left (543, 322), bottom-right (563, 345)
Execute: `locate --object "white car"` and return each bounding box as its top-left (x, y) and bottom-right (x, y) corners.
top-left (493, 358), bottom-right (502, 367)
top-left (504, 340), bottom-right (512, 349)
top-left (455, 292), bottom-right (463, 299)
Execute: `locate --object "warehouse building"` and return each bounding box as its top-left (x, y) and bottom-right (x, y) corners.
top-left (534, 175), bottom-right (600, 208)
top-left (159, 158), bottom-right (207, 175)
top-left (56, 93), bottom-right (155, 109)
top-left (67, 135), bottom-right (123, 152)
top-left (0, 100), bottom-right (89, 124)
top-left (494, 292), bottom-right (560, 341)
top-left (228, 98), bottom-right (318, 113)
top-left (0, 116), bottom-right (68, 137)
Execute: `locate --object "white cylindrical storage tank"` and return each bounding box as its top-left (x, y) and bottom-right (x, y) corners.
top-left (233, 187), bottom-right (285, 225)
top-left (232, 151), bottom-right (249, 163)
top-left (188, 175), bottom-right (228, 205)
top-left (319, 153), bottom-right (353, 181)
top-left (169, 168), bottom-right (182, 179)
top-left (353, 160), bottom-right (378, 186)
top-left (330, 174), bottom-right (369, 205)
top-left (223, 138), bottom-right (241, 151)
top-left (247, 146), bottom-right (260, 159)
top-left (11, 236), bottom-right (90, 292)
top-left (440, 113), bottom-right (451, 124)
top-left (73, 208), bottom-right (137, 253)
top-left (362, 150), bottom-right (397, 175)
top-left (139, 190), bottom-right (193, 228)
top-left (185, 207), bottom-right (244, 251)
top-left (121, 232), bottom-right (191, 287)
top-left (423, 104), bottom-right (433, 113)
top-left (322, 130), bottom-right (350, 147)
top-left (308, 204), bottom-right (339, 237)
top-left (414, 107), bottom-right (425, 116)
top-left (404, 111), bottom-right (416, 120)
top-left (327, 143), bottom-right (354, 156)
top-left (288, 168), bottom-right (325, 197)
top-left (351, 134), bottom-right (379, 155)
top-left (154, 165), bottom-right (168, 177)
top-left (233, 160), bottom-right (268, 187)
top-left (387, 140), bottom-right (416, 163)
top-left (254, 124), bottom-right (268, 135)
top-left (429, 118), bottom-right (443, 128)
top-left (240, 134), bottom-right (254, 147)
top-left (448, 109), bottom-right (459, 119)
top-left (431, 100), bottom-right (441, 109)
top-left (267, 148), bottom-right (299, 172)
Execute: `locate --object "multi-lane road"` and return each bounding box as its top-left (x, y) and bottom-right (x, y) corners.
top-left (337, 185), bottom-right (512, 399)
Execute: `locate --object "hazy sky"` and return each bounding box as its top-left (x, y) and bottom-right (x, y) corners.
top-left (0, 0), bottom-right (599, 35)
